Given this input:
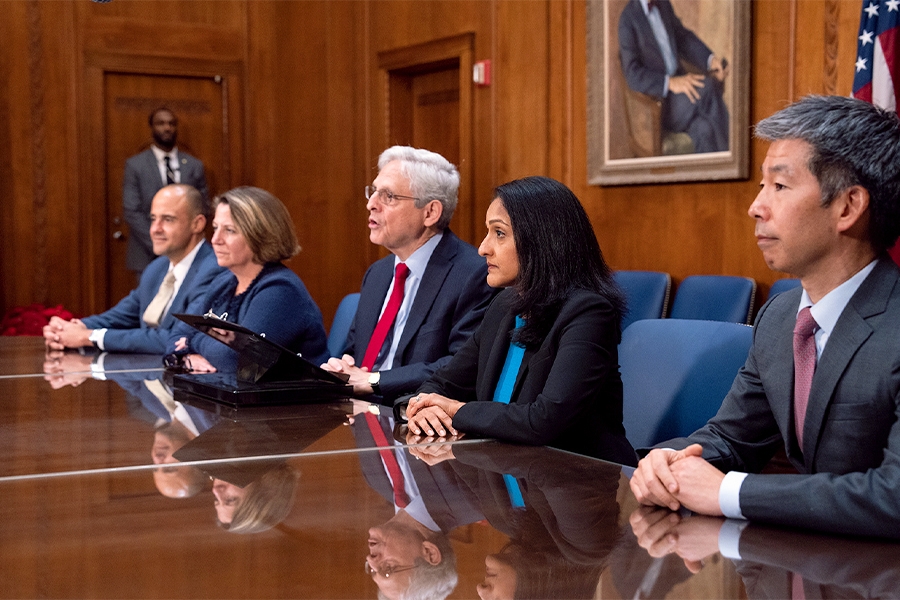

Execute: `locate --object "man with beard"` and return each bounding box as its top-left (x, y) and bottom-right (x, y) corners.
top-left (123, 107), bottom-right (209, 276)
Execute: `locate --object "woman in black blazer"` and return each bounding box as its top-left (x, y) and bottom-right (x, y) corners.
top-left (404, 176), bottom-right (637, 465)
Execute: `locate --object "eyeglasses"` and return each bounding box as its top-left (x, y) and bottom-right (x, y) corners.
top-left (365, 185), bottom-right (420, 206)
top-left (364, 561), bottom-right (417, 579)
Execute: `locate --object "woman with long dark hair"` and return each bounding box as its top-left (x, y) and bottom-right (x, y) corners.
top-left (405, 176), bottom-right (637, 464)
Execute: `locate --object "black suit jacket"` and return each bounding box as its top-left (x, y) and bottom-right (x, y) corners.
top-left (122, 147), bottom-right (208, 272)
top-left (345, 229), bottom-right (495, 400)
top-left (417, 288), bottom-right (637, 465)
top-left (662, 257), bottom-right (900, 537)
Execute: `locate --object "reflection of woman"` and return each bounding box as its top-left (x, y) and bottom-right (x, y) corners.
top-left (405, 176), bottom-right (637, 464)
top-left (169, 186), bottom-right (329, 372)
top-left (448, 444), bottom-right (622, 600)
top-left (213, 463), bottom-right (299, 533)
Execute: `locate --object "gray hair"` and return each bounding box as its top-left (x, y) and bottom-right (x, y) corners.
top-left (376, 533), bottom-right (458, 600)
top-left (378, 146), bottom-right (460, 230)
top-left (754, 95), bottom-right (900, 253)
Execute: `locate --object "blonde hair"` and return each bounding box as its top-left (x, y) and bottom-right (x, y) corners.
top-left (216, 186), bottom-right (301, 263)
top-left (224, 464), bottom-right (300, 534)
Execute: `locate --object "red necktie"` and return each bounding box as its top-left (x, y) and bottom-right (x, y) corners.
top-left (364, 412), bottom-right (409, 507)
top-left (793, 307), bottom-right (818, 448)
top-left (361, 263), bottom-right (410, 370)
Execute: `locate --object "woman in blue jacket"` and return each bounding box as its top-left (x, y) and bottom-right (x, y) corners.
top-left (169, 186), bottom-right (328, 372)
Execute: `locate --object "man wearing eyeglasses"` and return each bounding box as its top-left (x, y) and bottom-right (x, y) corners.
top-left (322, 146), bottom-right (494, 403)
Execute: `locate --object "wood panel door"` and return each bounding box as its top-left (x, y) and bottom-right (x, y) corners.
top-left (378, 34), bottom-right (475, 249)
top-left (104, 73), bottom-right (228, 305)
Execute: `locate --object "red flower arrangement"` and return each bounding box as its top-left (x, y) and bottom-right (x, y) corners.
top-left (0, 304), bottom-right (76, 336)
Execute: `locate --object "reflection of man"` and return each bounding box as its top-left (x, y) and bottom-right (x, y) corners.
top-left (630, 96), bottom-right (900, 538)
top-left (618, 0), bottom-right (730, 153)
top-left (353, 409), bottom-right (480, 600)
top-left (631, 508), bottom-right (900, 599)
top-left (43, 185), bottom-right (221, 354)
top-left (322, 146), bottom-right (494, 403)
top-left (124, 107), bottom-right (209, 275)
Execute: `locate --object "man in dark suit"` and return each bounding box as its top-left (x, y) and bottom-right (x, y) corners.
top-left (322, 146), bottom-right (495, 403)
top-left (618, 0), bottom-right (730, 153)
top-left (44, 184), bottom-right (221, 354)
top-left (630, 95), bottom-right (900, 538)
top-left (123, 107), bottom-right (208, 276)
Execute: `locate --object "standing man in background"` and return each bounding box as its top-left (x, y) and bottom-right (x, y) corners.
top-left (123, 107), bottom-right (209, 277)
top-left (322, 146), bottom-right (495, 404)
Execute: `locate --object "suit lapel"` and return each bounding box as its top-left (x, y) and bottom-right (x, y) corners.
top-left (803, 259), bottom-right (895, 463)
top-left (354, 259), bottom-right (393, 363)
top-left (394, 232), bottom-right (459, 362)
top-left (477, 306), bottom-right (518, 403)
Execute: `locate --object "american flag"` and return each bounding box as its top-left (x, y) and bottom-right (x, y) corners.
top-left (853, 1), bottom-right (900, 264)
top-left (853, 0), bottom-right (900, 110)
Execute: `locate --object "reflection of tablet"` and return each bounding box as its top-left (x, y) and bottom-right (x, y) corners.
top-left (173, 313), bottom-right (348, 385)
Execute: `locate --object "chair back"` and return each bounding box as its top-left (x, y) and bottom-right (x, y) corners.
top-left (768, 278), bottom-right (801, 298)
top-left (614, 270), bottom-right (672, 332)
top-left (620, 319), bottom-right (753, 449)
top-left (670, 275), bottom-right (757, 324)
top-left (327, 293), bottom-right (360, 358)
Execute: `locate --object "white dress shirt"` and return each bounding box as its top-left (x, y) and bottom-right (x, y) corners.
top-left (151, 145), bottom-right (181, 185)
top-left (373, 233), bottom-right (443, 371)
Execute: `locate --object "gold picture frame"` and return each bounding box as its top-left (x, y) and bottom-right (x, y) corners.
top-left (587, 0), bottom-right (751, 185)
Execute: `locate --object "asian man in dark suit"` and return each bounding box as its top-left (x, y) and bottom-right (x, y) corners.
top-left (44, 184), bottom-right (221, 354)
top-left (630, 96), bottom-right (900, 538)
top-left (123, 107), bottom-right (208, 276)
top-left (321, 146), bottom-right (495, 404)
top-left (618, 0), bottom-right (730, 153)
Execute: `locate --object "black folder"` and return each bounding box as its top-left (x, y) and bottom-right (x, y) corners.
top-left (171, 313), bottom-right (352, 409)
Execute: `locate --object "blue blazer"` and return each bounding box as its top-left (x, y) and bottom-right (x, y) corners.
top-left (82, 241), bottom-right (222, 354)
top-left (122, 147), bottom-right (208, 272)
top-left (344, 229), bottom-right (496, 400)
top-left (170, 263), bottom-right (329, 372)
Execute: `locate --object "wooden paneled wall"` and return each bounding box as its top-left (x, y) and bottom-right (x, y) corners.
top-left (0, 0), bottom-right (862, 326)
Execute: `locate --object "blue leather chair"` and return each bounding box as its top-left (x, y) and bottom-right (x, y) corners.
top-left (769, 278), bottom-right (801, 298)
top-left (327, 293), bottom-right (360, 358)
top-left (620, 319), bottom-right (753, 449)
top-left (614, 270), bottom-right (672, 332)
top-left (669, 275), bottom-right (757, 324)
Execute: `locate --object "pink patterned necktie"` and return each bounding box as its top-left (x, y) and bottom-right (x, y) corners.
top-left (793, 307), bottom-right (818, 448)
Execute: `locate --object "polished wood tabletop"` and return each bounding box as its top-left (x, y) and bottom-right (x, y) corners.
top-left (2, 338), bottom-right (898, 599)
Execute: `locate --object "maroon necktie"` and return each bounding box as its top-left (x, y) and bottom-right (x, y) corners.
top-left (364, 412), bottom-right (409, 507)
top-left (647, 0), bottom-right (658, 11)
top-left (793, 307), bottom-right (818, 448)
top-left (361, 263), bottom-right (410, 370)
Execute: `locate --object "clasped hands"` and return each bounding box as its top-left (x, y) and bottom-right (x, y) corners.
top-left (630, 505), bottom-right (724, 574)
top-left (629, 444), bottom-right (724, 516)
top-left (668, 55), bottom-right (729, 103)
top-left (43, 316), bottom-right (91, 350)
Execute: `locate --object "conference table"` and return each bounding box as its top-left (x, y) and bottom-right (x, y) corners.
top-left (2, 337), bottom-right (898, 599)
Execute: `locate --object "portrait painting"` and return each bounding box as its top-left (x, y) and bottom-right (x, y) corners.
top-left (587, 0), bottom-right (750, 185)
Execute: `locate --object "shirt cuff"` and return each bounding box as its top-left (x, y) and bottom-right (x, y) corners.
top-left (91, 352), bottom-right (108, 380)
top-left (662, 74), bottom-right (670, 97)
top-left (90, 328), bottom-right (108, 351)
top-left (718, 519), bottom-right (749, 560)
top-left (719, 471), bottom-right (748, 520)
